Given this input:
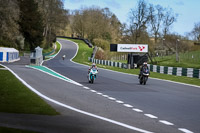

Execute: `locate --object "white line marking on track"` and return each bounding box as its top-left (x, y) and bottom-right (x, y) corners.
top-left (108, 97), bottom-right (116, 100)
top-left (178, 128), bottom-right (193, 133)
top-left (97, 92), bottom-right (103, 95)
top-left (159, 120), bottom-right (174, 125)
top-left (133, 108), bottom-right (143, 112)
top-left (2, 64), bottom-right (154, 133)
top-left (83, 86), bottom-right (90, 89)
top-left (90, 90), bottom-right (97, 93)
top-left (116, 100), bottom-right (124, 104)
top-left (102, 95), bottom-right (109, 98)
top-left (123, 104), bottom-right (133, 108)
top-left (144, 114), bottom-right (158, 119)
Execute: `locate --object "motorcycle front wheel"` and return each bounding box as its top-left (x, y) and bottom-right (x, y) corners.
top-left (139, 77), bottom-right (143, 84)
top-left (91, 78), bottom-right (94, 83)
top-left (143, 77), bottom-right (147, 85)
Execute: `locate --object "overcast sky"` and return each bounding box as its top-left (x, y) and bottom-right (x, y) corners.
top-left (64, 0), bottom-right (200, 36)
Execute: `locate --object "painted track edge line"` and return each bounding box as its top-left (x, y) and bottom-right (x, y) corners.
top-left (0, 64), bottom-right (153, 133)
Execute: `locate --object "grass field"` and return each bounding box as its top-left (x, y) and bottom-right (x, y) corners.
top-left (153, 51), bottom-right (200, 69)
top-left (62, 38), bottom-right (200, 86)
top-left (0, 65), bottom-right (59, 115)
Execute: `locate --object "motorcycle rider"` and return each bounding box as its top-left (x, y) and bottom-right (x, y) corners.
top-left (138, 62), bottom-right (149, 79)
top-left (88, 63), bottom-right (98, 74)
top-left (62, 55), bottom-right (66, 60)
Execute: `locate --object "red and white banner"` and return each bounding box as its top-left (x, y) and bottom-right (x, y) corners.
top-left (117, 44), bottom-right (148, 53)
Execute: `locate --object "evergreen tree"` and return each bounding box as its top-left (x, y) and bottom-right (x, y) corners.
top-left (18, 0), bottom-right (44, 50)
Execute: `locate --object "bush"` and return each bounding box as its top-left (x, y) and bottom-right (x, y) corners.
top-left (93, 38), bottom-right (110, 50)
top-left (0, 39), bottom-right (15, 48)
top-left (95, 48), bottom-right (111, 60)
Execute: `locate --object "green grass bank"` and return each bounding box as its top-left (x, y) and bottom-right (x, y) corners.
top-left (0, 65), bottom-right (59, 115)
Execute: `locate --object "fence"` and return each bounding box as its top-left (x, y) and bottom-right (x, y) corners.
top-left (88, 57), bottom-right (200, 79)
top-left (147, 64), bottom-right (200, 79)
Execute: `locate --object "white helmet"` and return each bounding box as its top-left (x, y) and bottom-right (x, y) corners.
top-left (92, 63), bottom-right (96, 67)
top-left (143, 62), bottom-right (147, 66)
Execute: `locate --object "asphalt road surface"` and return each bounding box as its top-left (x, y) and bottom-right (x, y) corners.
top-left (1, 38), bottom-right (200, 133)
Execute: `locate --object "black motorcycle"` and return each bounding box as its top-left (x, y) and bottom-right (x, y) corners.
top-left (139, 68), bottom-right (149, 85)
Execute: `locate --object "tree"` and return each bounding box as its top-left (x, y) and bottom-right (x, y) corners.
top-left (0, 0), bottom-right (20, 48)
top-left (190, 22), bottom-right (200, 41)
top-left (71, 10), bottom-right (85, 38)
top-left (149, 4), bottom-right (164, 43)
top-left (18, 0), bottom-right (44, 50)
top-left (162, 8), bottom-right (177, 36)
top-left (70, 7), bottom-right (121, 43)
top-left (35, 0), bottom-right (69, 48)
top-left (129, 0), bottom-right (150, 43)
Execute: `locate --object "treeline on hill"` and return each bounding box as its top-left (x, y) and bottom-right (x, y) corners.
top-left (0, 0), bottom-right (199, 55)
top-left (0, 0), bottom-right (68, 50)
top-left (66, 0), bottom-right (199, 59)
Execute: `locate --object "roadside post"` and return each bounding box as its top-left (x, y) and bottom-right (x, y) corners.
top-left (30, 46), bottom-right (43, 65)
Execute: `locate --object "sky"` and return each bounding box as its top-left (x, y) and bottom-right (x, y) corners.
top-left (64, 0), bottom-right (200, 36)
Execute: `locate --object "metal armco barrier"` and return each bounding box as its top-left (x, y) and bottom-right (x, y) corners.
top-left (89, 57), bottom-right (200, 79)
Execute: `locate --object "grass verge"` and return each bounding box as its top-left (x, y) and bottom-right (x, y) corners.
top-left (42, 47), bottom-right (54, 54)
top-left (55, 41), bottom-right (61, 54)
top-left (60, 38), bottom-right (93, 64)
top-left (44, 42), bottom-right (61, 60)
top-left (60, 38), bottom-right (200, 87)
top-left (0, 66), bottom-right (59, 115)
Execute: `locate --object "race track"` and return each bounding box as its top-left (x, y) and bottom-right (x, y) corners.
top-left (1, 38), bottom-right (200, 133)
top-left (44, 39), bottom-right (200, 133)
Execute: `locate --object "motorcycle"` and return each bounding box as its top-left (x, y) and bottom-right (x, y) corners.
top-left (139, 68), bottom-right (149, 85)
top-left (88, 68), bottom-right (98, 84)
